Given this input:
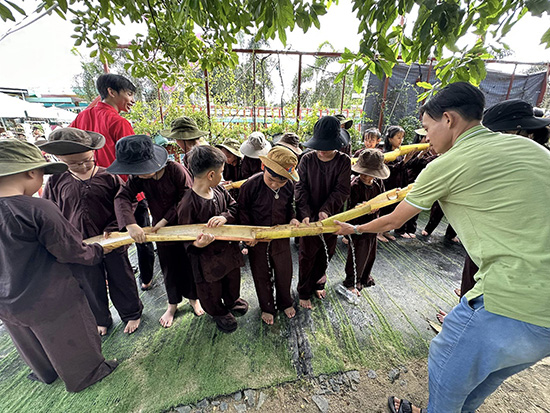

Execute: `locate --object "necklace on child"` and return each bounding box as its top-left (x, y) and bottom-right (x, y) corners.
top-left (269, 187), bottom-right (281, 199)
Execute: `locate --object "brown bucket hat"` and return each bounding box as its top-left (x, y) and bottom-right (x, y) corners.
top-left (160, 116), bottom-right (209, 140)
top-left (351, 148), bottom-right (390, 179)
top-left (37, 127), bottom-right (105, 155)
top-left (0, 139), bottom-right (67, 177)
top-left (259, 146), bottom-right (299, 182)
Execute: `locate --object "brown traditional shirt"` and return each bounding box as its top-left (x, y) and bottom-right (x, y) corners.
top-left (43, 167), bottom-right (122, 238)
top-left (240, 156), bottom-right (262, 180)
top-left (115, 160), bottom-right (193, 227)
top-left (177, 186), bottom-right (243, 282)
top-left (348, 176), bottom-right (385, 226)
top-left (295, 151), bottom-right (351, 221)
top-left (0, 196), bottom-right (103, 315)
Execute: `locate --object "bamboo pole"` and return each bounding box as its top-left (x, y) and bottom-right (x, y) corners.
top-left (224, 144), bottom-right (429, 189)
top-left (86, 186), bottom-right (414, 249)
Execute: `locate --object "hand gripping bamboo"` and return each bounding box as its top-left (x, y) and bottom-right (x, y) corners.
top-left (85, 185), bottom-right (413, 251)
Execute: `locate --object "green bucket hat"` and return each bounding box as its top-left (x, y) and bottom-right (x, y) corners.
top-left (335, 114), bottom-right (353, 130)
top-left (0, 139), bottom-right (68, 177)
top-left (160, 116), bottom-right (209, 141)
top-left (215, 138), bottom-right (243, 158)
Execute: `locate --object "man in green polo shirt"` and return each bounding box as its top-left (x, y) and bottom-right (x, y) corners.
top-left (336, 82), bottom-right (550, 413)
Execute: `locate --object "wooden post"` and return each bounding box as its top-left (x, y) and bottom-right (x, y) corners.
top-left (377, 76), bottom-right (390, 130)
top-left (536, 63), bottom-right (550, 107)
top-left (340, 74), bottom-right (346, 113)
top-left (296, 54), bottom-right (303, 127)
top-left (505, 64), bottom-right (517, 100)
top-left (157, 88), bottom-right (164, 124)
top-left (204, 69), bottom-right (212, 134)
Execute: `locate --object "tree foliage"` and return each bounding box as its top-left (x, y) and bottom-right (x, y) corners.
top-left (2, 0), bottom-right (549, 93)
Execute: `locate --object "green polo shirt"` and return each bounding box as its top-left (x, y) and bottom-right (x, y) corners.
top-left (405, 125), bottom-right (550, 327)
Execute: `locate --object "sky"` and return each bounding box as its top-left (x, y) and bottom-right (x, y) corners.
top-left (0, 0), bottom-right (549, 96)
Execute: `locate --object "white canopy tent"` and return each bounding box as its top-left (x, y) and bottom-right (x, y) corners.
top-left (0, 93), bottom-right (76, 121)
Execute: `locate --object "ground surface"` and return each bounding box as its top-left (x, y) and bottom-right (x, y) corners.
top-left (0, 212), bottom-right (548, 412)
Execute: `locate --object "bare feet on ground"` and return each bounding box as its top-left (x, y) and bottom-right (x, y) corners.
top-left (342, 236), bottom-right (349, 245)
top-left (383, 232), bottom-right (396, 241)
top-left (261, 312), bottom-right (274, 325)
top-left (189, 299), bottom-right (205, 316)
top-left (124, 318), bottom-right (140, 334)
top-left (436, 309), bottom-right (447, 324)
top-left (399, 232), bottom-right (412, 239)
top-left (141, 281), bottom-right (152, 290)
top-left (284, 306), bottom-right (296, 318)
top-left (377, 233), bottom-right (389, 242)
top-left (392, 397), bottom-right (423, 413)
top-left (299, 299), bottom-right (312, 309)
top-left (315, 289), bottom-right (327, 299)
top-left (98, 326), bottom-right (108, 336)
top-left (451, 236), bottom-right (460, 243)
top-left (421, 230), bottom-right (429, 236)
top-left (454, 288), bottom-right (461, 297)
top-left (159, 304), bottom-right (177, 328)
top-left (347, 286), bottom-right (361, 296)
top-left (408, 232), bottom-right (417, 238)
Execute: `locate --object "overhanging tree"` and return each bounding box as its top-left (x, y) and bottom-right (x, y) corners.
top-left (1, 0), bottom-right (549, 93)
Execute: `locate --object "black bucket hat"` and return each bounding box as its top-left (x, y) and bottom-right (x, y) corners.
top-left (482, 99), bottom-right (550, 132)
top-left (37, 127), bottom-right (105, 155)
top-left (107, 135), bottom-right (168, 175)
top-left (303, 116), bottom-right (346, 151)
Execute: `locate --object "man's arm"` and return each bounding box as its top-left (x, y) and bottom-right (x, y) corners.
top-left (335, 201), bottom-right (421, 235)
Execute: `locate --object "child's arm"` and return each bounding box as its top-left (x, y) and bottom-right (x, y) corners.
top-left (295, 156), bottom-right (312, 224)
top-left (114, 177), bottom-right (146, 241)
top-left (159, 163), bottom-right (193, 228)
top-left (319, 157), bottom-right (352, 218)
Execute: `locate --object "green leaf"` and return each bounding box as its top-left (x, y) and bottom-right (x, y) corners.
top-left (5, 1), bottom-right (25, 16)
top-left (542, 27), bottom-right (550, 48)
top-left (416, 81), bottom-right (433, 90)
top-left (0, 3), bottom-right (15, 21)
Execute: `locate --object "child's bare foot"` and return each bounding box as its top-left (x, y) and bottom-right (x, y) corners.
top-left (408, 232), bottom-right (416, 238)
top-left (451, 236), bottom-right (460, 243)
top-left (284, 306), bottom-right (296, 318)
top-left (299, 299), bottom-right (312, 309)
top-left (98, 326), bottom-right (108, 336)
top-left (377, 233), bottom-right (389, 242)
top-left (421, 230), bottom-right (429, 236)
top-left (315, 289), bottom-right (326, 299)
top-left (436, 309), bottom-right (447, 324)
top-left (342, 236), bottom-right (349, 245)
top-left (347, 286), bottom-right (360, 296)
top-left (141, 281), bottom-right (153, 291)
top-left (389, 396), bottom-right (423, 413)
top-left (124, 318), bottom-right (140, 334)
top-left (159, 304), bottom-right (177, 328)
top-left (189, 299), bottom-right (205, 316)
top-left (383, 231), bottom-right (396, 241)
top-left (454, 288), bottom-right (461, 297)
top-left (399, 232), bottom-right (411, 239)
top-left (261, 312), bottom-right (274, 325)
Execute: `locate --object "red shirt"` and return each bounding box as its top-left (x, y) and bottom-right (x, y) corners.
top-left (70, 102), bottom-right (134, 169)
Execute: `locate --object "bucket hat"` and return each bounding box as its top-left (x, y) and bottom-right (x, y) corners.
top-left (240, 131), bottom-right (272, 158)
top-left (259, 146), bottom-right (299, 182)
top-left (160, 116), bottom-right (208, 140)
top-left (351, 148), bottom-right (390, 179)
top-left (335, 114), bottom-right (353, 130)
top-left (107, 135), bottom-right (168, 175)
top-left (273, 132), bottom-right (303, 155)
top-left (303, 116), bottom-right (346, 151)
top-left (482, 99), bottom-right (550, 132)
top-left (215, 138), bottom-right (243, 158)
top-left (37, 127), bottom-right (105, 155)
top-left (0, 139), bottom-right (67, 177)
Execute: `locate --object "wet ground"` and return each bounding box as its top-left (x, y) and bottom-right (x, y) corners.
top-left (0, 212), bottom-right (476, 412)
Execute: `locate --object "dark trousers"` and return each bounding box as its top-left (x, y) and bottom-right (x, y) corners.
top-left (156, 242), bottom-right (198, 305)
top-left (103, 246), bottom-right (143, 322)
top-left (248, 241), bottom-right (293, 315)
top-left (424, 202), bottom-right (457, 239)
top-left (1, 280), bottom-right (117, 392)
top-left (71, 263), bottom-right (112, 327)
top-left (460, 254), bottom-right (479, 297)
top-left (298, 234), bottom-right (337, 300)
top-left (344, 233), bottom-right (377, 287)
top-left (134, 199), bottom-right (155, 285)
top-left (195, 268), bottom-right (241, 317)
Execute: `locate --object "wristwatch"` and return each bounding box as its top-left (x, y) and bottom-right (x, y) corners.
top-left (353, 225), bottom-right (361, 235)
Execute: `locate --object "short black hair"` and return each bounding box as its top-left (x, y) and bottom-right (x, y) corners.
top-left (363, 127), bottom-right (381, 139)
top-left (265, 167), bottom-right (287, 181)
top-left (188, 145), bottom-right (226, 177)
top-left (96, 74), bottom-right (136, 100)
top-left (383, 125), bottom-right (405, 151)
top-left (420, 82), bottom-right (485, 122)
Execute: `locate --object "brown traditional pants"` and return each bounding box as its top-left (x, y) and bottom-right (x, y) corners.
top-left (248, 241), bottom-right (293, 315)
top-left (344, 233), bottom-right (377, 288)
top-left (195, 268), bottom-right (242, 317)
top-left (157, 242), bottom-right (198, 305)
top-left (298, 233), bottom-right (337, 300)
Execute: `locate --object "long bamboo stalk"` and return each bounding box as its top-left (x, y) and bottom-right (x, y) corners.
top-left (86, 185), bottom-right (414, 249)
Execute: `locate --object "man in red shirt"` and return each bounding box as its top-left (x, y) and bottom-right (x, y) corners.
top-left (71, 74), bottom-right (155, 289)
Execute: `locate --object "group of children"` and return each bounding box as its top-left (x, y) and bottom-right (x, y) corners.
top-left (0, 73), bottom-right (433, 393)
